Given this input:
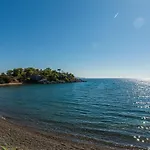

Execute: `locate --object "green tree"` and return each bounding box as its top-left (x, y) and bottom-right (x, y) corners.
top-left (6, 70), bottom-right (13, 76)
top-left (0, 67), bottom-right (80, 84)
top-left (42, 68), bottom-right (52, 77)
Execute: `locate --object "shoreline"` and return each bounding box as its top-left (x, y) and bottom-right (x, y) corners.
top-left (0, 80), bottom-right (86, 87)
top-left (0, 82), bottom-right (23, 86)
top-left (0, 117), bottom-right (109, 150)
top-left (0, 117), bottom-right (143, 150)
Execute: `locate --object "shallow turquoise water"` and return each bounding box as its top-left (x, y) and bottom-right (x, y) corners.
top-left (0, 79), bottom-right (150, 149)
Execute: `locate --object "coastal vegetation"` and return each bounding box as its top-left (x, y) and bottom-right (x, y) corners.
top-left (0, 67), bottom-right (82, 84)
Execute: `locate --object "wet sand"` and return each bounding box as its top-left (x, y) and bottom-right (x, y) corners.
top-left (0, 118), bottom-right (142, 150)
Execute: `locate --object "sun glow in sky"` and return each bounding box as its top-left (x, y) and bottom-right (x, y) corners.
top-left (0, 0), bottom-right (150, 78)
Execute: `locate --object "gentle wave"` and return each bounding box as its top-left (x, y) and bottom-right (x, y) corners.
top-left (0, 79), bottom-right (150, 149)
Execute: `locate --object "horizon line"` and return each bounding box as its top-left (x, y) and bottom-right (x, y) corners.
top-left (78, 77), bottom-right (150, 80)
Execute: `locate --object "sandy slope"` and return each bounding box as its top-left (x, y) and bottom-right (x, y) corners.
top-left (0, 118), bottom-right (111, 150)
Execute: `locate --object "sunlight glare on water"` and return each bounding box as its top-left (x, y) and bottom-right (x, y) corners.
top-left (131, 79), bottom-right (150, 149)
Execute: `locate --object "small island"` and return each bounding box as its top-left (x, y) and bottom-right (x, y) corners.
top-left (0, 67), bottom-right (84, 85)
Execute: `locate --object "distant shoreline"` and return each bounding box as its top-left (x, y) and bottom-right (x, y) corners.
top-left (0, 80), bottom-right (85, 87)
top-left (0, 82), bottom-right (23, 86)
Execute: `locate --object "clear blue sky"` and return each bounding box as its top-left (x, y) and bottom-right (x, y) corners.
top-left (0, 0), bottom-right (150, 78)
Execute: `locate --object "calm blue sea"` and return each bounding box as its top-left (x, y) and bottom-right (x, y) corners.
top-left (0, 79), bottom-right (150, 149)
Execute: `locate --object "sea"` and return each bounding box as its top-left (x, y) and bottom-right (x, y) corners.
top-left (0, 79), bottom-right (149, 149)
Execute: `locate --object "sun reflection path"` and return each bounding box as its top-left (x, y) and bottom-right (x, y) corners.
top-left (133, 99), bottom-right (150, 149)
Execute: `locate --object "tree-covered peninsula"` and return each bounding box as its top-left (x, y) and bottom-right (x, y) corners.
top-left (0, 67), bottom-right (83, 84)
